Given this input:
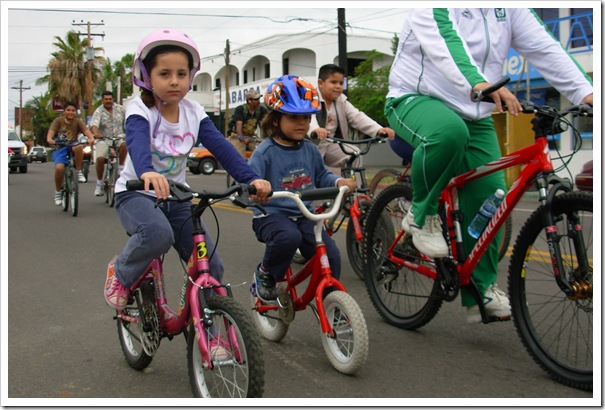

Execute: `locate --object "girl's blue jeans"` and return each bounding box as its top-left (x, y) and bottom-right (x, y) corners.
top-left (113, 191), bottom-right (223, 287)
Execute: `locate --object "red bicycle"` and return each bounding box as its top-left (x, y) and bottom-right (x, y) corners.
top-left (362, 86), bottom-right (593, 389)
top-left (114, 181), bottom-right (265, 398)
top-left (292, 134), bottom-right (388, 280)
top-left (368, 145), bottom-right (513, 262)
top-left (250, 186), bottom-right (369, 375)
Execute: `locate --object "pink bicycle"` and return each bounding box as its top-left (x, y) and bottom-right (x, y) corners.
top-left (113, 181), bottom-right (265, 398)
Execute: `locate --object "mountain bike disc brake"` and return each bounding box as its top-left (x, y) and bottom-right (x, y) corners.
top-left (139, 283), bottom-right (161, 356)
top-left (276, 290), bottom-right (295, 324)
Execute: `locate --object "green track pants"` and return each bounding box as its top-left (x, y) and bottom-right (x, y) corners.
top-left (385, 95), bottom-right (506, 307)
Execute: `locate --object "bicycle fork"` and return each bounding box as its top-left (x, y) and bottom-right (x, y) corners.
top-left (537, 178), bottom-right (591, 300)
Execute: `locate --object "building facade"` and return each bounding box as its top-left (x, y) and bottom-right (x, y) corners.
top-left (126, 8), bottom-right (594, 176)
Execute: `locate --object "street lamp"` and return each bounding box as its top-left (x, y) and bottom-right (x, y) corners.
top-left (213, 86), bottom-right (222, 135)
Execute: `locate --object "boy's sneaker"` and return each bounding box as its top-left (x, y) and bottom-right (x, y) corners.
top-left (78, 171), bottom-right (86, 183)
top-left (466, 284), bottom-right (511, 324)
top-left (401, 208), bottom-right (448, 258)
top-left (54, 191), bottom-right (62, 206)
top-left (253, 266), bottom-right (278, 303)
top-left (94, 182), bottom-right (104, 196)
top-left (104, 257), bottom-right (129, 309)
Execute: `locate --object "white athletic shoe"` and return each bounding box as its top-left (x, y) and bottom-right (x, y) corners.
top-left (401, 208), bottom-right (448, 258)
top-left (466, 284), bottom-right (511, 324)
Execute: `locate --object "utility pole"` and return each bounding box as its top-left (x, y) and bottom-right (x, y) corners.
top-left (224, 39), bottom-right (230, 138)
top-left (337, 8), bottom-right (348, 96)
top-left (72, 20), bottom-right (104, 120)
top-left (11, 80), bottom-right (31, 142)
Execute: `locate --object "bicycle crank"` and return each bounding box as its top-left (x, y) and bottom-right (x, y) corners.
top-left (435, 258), bottom-right (460, 302)
top-left (276, 290), bottom-right (295, 324)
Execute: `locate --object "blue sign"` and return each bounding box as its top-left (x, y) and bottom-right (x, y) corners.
top-left (502, 49), bottom-right (541, 82)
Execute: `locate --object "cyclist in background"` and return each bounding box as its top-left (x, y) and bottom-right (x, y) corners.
top-left (90, 91), bottom-right (127, 197)
top-left (46, 101), bottom-right (95, 206)
top-left (228, 89), bottom-right (268, 158)
top-left (309, 64), bottom-right (394, 170)
top-left (248, 75), bottom-right (356, 302)
top-left (386, 8), bottom-right (593, 324)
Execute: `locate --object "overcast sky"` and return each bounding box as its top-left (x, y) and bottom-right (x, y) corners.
top-left (3, 1), bottom-right (414, 126)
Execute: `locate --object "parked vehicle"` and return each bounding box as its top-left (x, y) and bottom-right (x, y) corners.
top-left (574, 160), bottom-right (593, 192)
top-left (7, 129), bottom-right (28, 173)
top-left (28, 146), bottom-right (47, 163)
top-left (187, 146), bottom-right (218, 175)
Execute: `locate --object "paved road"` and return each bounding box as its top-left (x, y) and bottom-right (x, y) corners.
top-left (5, 163), bottom-right (594, 405)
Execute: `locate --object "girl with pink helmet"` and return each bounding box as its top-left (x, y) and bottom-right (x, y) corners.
top-left (104, 28), bottom-right (271, 310)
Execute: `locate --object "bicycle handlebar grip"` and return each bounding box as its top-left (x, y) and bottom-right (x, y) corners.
top-left (126, 180), bottom-right (145, 191)
top-left (471, 76), bottom-right (511, 102)
top-left (298, 187), bottom-right (340, 201)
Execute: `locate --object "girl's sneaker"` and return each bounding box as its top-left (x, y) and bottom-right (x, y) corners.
top-left (104, 257), bottom-right (129, 309)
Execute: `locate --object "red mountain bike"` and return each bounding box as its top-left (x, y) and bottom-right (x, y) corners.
top-left (362, 89), bottom-right (593, 390)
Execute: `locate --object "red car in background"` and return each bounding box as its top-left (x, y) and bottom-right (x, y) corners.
top-left (574, 160), bottom-right (593, 192)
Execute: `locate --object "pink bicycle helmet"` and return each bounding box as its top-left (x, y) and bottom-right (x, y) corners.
top-left (264, 75), bottom-right (321, 115)
top-left (133, 28), bottom-right (201, 91)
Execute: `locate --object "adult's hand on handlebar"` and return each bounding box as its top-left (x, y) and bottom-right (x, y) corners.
top-left (473, 81), bottom-right (522, 116)
top-left (581, 93), bottom-right (593, 107)
top-left (141, 171), bottom-right (170, 200)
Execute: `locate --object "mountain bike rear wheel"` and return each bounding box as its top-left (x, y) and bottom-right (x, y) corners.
top-left (362, 184), bottom-right (443, 329)
top-left (368, 168), bottom-right (404, 197)
top-left (188, 296), bottom-right (265, 398)
top-left (508, 191), bottom-right (592, 391)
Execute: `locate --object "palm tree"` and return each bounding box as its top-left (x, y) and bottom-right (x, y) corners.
top-left (36, 30), bottom-right (105, 116)
top-left (24, 91), bottom-right (58, 146)
top-left (114, 53), bottom-right (134, 104)
top-left (94, 53), bottom-right (134, 107)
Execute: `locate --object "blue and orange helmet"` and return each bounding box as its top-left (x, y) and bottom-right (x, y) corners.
top-left (264, 75), bottom-right (321, 115)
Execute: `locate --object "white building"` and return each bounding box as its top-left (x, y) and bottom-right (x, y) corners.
top-left (188, 32), bottom-right (393, 114)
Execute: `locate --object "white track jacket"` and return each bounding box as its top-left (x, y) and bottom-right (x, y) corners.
top-left (387, 8), bottom-right (593, 121)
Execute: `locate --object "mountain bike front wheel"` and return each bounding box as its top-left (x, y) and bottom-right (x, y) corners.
top-left (188, 296), bottom-right (265, 398)
top-left (69, 167), bottom-right (79, 217)
top-left (508, 191), bottom-right (593, 391)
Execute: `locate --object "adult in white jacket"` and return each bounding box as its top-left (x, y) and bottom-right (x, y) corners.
top-left (386, 8), bottom-right (593, 324)
top-left (310, 64), bottom-right (394, 169)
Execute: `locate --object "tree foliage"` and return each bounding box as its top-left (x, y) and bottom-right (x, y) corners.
top-left (24, 91), bottom-right (59, 146)
top-left (36, 30), bottom-right (105, 114)
top-left (347, 35), bottom-right (399, 128)
top-left (95, 53), bottom-right (134, 107)
top-left (347, 51), bottom-right (391, 127)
